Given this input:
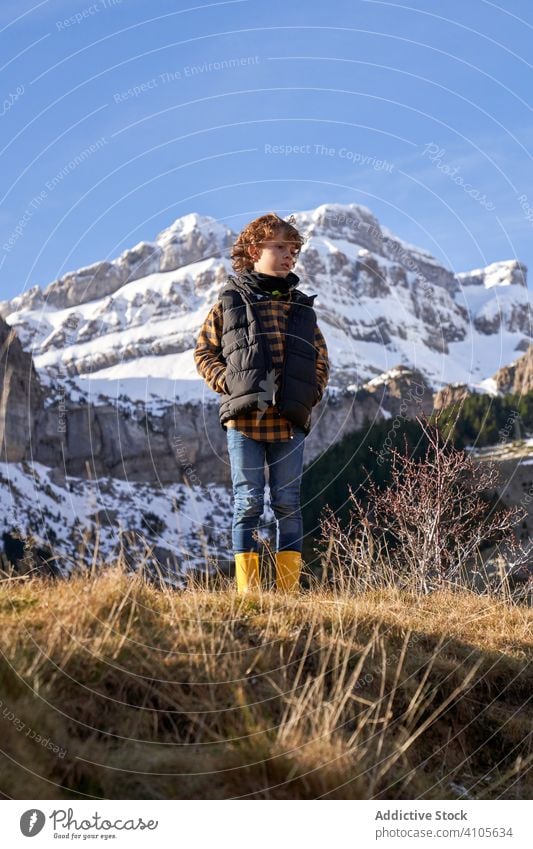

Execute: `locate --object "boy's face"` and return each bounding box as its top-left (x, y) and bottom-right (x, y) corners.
top-left (250, 232), bottom-right (299, 277)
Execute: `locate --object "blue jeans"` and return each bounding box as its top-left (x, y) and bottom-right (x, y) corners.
top-left (226, 427), bottom-right (306, 553)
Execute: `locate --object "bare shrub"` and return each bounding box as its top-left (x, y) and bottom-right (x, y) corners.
top-left (318, 412), bottom-right (533, 597)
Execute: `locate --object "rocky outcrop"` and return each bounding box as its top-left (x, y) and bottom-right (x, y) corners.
top-left (42, 260), bottom-right (128, 309)
top-left (0, 284), bottom-right (43, 318)
top-left (40, 242), bottom-right (165, 310)
top-left (354, 251), bottom-right (391, 298)
top-left (0, 316), bottom-right (44, 462)
top-left (493, 344), bottom-right (533, 395)
top-left (157, 213), bottom-right (233, 272)
top-left (432, 382), bottom-right (472, 413)
top-left (362, 365), bottom-right (434, 419)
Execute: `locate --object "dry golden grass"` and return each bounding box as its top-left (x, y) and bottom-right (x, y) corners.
top-left (0, 562), bottom-right (531, 800)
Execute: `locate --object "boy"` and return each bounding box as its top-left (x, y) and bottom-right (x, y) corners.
top-left (194, 212), bottom-right (329, 593)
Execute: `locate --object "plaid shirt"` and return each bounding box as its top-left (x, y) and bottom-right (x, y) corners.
top-left (195, 288), bottom-right (329, 441)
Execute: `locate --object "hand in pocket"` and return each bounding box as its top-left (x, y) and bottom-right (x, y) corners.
top-left (219, 369), bottom-right (230, 394)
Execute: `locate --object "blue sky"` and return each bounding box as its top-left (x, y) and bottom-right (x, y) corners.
top-left (1, 0), bottom-right (532, 300)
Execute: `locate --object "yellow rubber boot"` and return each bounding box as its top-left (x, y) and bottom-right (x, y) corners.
top-left (275, 550), bottom-right (301, 593)
top-left (234, 551), bottom-right (260, 594)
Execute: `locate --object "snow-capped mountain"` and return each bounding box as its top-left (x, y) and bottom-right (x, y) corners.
top-left (1, 203), bottom-right (530, 410)
top-left (1, 202), bottom-right (531, 577)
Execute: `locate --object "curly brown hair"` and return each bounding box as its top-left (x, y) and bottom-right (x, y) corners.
top-left (231, 212), bottom-right (305, 272)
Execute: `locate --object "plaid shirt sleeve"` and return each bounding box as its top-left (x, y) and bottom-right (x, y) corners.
top-left (315, 322), bottom-right (329, 403)
top-left (194, 302), bottom-right (227, 394)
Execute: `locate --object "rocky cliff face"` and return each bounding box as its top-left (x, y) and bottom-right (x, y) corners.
top-left (0, 316), bottom-right (43, 462)
top-left (492, 344), bottom-right (533, 395)
top-left (433, 344), bottom-right (533, 407)
top-left (1, 377), bottom-right (385, 575)
top-left (432, 382), bottom-right (472, 413)
top-left (32, 390), bottom-right (381, 485)
top-left (362, 365), bottom-right (435, 419)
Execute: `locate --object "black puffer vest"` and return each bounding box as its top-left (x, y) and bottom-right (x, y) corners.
top-left (218, 272), bottom-right (318, 434)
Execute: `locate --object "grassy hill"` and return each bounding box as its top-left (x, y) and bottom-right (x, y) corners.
top-left (0, 564), bottom-right (531, 800)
